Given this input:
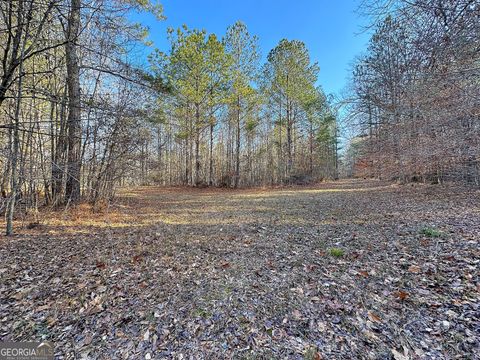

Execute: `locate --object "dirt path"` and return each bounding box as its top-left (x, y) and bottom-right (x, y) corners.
top-left (1, 180), bottom-right (479, 359)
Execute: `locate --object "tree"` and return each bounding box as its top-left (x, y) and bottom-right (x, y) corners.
top-left (224, 21), bottom-right (260, 188)
top-left (348, 0), bottom-right (480, 184)
top-left (0, 0), bottom-right (164, 234)
top-left (264, 39), bottom-right (319, 179)
top-left (164, 26), bottom-right (231, 186)
top-left (64, 0), bottom-right (82, 203)
top-left (0, 0), bottom-right (59, 109)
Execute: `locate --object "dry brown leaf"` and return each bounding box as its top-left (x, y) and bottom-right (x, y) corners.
top-left (408, 265), bottom-right (421, 273)
top-left (292, 309), bottom-right (302, 320)
top-left (37, 304), bottom-right (50, 311)
top-left (391, 349), bottom-right (408, 360)
top-left (395, 290), bottom-right (409, 301)
top-left (11, 291), bottom-right (27, 300)
top-left (46, 317), bottom-right (57, 327)
top-left (368, 311), bottom-right (382, 323)
top-left (83, 334), bottom-right (93, 346)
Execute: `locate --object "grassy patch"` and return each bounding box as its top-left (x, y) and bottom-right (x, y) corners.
top-left (420, 227), bottom-right (443, 238)
top-left (329, 247), bottom-right (345, 257)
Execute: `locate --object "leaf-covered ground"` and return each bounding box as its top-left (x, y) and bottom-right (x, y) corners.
top-left (1, 180), bottom-right (479, 359)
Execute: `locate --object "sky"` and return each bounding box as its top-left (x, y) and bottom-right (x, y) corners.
top-left (133, 0), bottom-right (371, 97)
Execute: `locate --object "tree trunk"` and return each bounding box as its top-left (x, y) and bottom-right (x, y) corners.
top-left (157, 125), bottom-right (162, 183)
top-left (65, 0), bottom-right (82, 203)
top-left (5, 21), bottom-right (26, 235)
top-left (51, 88), bottom-right (67, 204)
top-left (234, 96), bottom-right (241, 188)
top-left (194, 103), bottom-right (201, 186)
top-left (209, 122), bottom-right (214, 186)
top-left (286, 102), bottom-right (292, 177)
top-left (309, 120), bottom-right (313, 175)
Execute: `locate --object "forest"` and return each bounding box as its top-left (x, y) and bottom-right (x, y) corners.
top-left (345, 1), bottom-right (479, 184)
top-left (0, 0), bottom-right (479, 359)
top-left (1, 0), bottom-right (479, 233)
top-left (0, 0), bottom-right (341, 235)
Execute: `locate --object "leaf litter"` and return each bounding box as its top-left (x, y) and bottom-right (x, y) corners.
top-left (0, 180), bottom-right (479, 359)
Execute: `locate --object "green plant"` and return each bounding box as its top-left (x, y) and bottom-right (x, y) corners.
top-left (329, 247), bottom-right (344, 257)
top-left (192, 307), bottom-right (211, 319)
top-left (420, 227), bottom-right (443, 238)
top-left (304, 346), bottom-right (320, 360)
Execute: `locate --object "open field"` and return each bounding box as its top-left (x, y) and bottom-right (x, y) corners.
top-left (1, 180), bottom-right (479, 359)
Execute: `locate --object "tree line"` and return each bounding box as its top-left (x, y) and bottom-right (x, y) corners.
top-left (142, 23), bottom-right (339, 188)
top-left (345, 0), bottom-right (480, 185)
top-left (0, 1), bottom-right (338, 234)
top-left (0, 0), bottom-right (165, 234)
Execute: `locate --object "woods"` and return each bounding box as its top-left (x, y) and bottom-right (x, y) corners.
top-left (1, 1), bottom-right (479, 232)
top-left (146, 24), bottom-right (338, 187)
top-left (1, 1), bottom-right (479, 359)
top-left (346, 0), bottom-right (480, 184)
top-left (0, 0), bottom-right (165, 234)
top-left (2, 1), bottom-right (479, 235)
top-left (1, 2), bottom-right (339, 235)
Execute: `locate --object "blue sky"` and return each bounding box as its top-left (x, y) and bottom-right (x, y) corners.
top-left (134, 0), bottom-right (371, 97)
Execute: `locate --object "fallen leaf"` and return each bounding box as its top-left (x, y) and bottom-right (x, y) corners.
top-left (368, 311), bottom-right (382, 323)
top-left (391, 349), bottom-right (408, 360)
top-left (46, 317), bottom-right (57, 327)
top-left (292, 309), bottom-right (302, 320)
top-left (408, 265), bottom-right (421, 273)
top-left (395, 290), bottom-right (409, 301)
top-left (37, 304), bottom-right (50, 311)
top-left (11, 289), bottom-right (30, 300)
top-left (83, 334), bottom-right (93, 346)
top-left (317, 321), bottom-right (326, 332)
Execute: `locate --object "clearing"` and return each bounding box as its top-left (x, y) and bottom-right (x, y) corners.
top-left (0, 180), bottom-right (479, 359)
